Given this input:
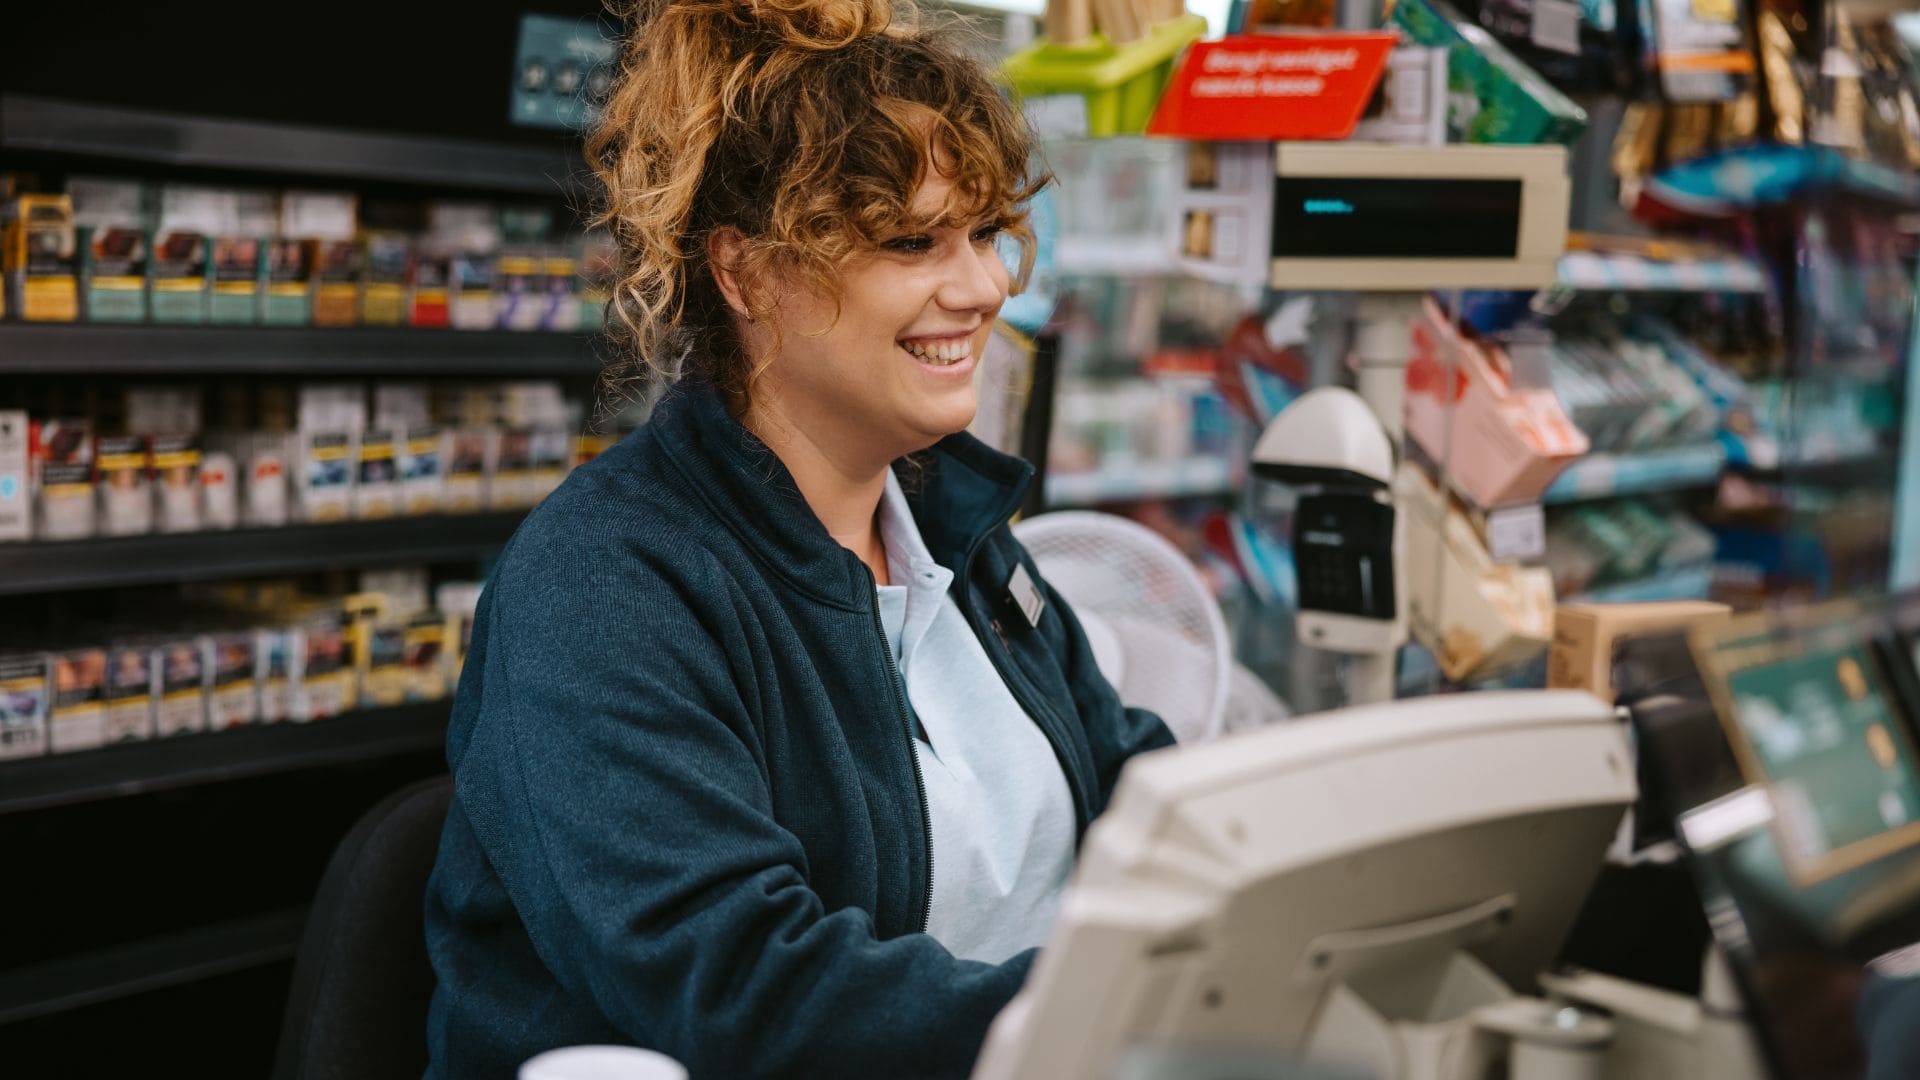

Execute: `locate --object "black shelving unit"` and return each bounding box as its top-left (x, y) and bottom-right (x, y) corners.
top-left (0, 906), bottom-right (307, 1027)
top-left (0, 702), bottom-right (450, 816)
top-left (0, 512), bottom-right (527, 596)
top-left (0, 93), bottom-right (586, 197)
top-left (0, 323), bottom-right (603, 376)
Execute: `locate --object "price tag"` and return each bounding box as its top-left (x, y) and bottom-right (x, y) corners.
top-left (1530, 0), bottom-right (1583, 57)
top-left (1487, 503), bottom-right (1547, 563)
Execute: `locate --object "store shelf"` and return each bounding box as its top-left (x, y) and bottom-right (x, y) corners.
top-left (0, 323), bottom-right (603, 376)
top-left (1556, 250), bottom-right (1768, 294)
top-left (0, 702), bottom-right (450, 817)
top-left (1543, 444), bottom-right (1727, 504)
top-left (1045, 457), bottom-right (1238, 507)
top-left (0, 93), bottom-right (584, 197)
top-left (1572, 565), bottom-right (1715, 604)
top-left (0, 512), bottom-right (525, 596)
top-left (0, 905), bottom-right (306, 1026)
top-left (1643, 145), bottom-right (1920, 218)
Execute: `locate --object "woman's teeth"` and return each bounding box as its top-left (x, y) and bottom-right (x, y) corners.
top-left (901, 337), bottom-right (970, 366)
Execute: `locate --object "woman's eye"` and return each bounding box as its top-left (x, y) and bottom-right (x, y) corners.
top-left (971, 224), bottom-right (1004, 245)
top-left (883, 235), bottom-right (934, 255)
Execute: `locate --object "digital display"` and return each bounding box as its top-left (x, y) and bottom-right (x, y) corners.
top-left (1272, 177), bottom-right (1523, 259)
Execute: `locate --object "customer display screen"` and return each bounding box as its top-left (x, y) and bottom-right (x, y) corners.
top-left (1271, 177), bottom-right (1522, 260)
top-left (1629, 603), bottom-right (1920, 1080)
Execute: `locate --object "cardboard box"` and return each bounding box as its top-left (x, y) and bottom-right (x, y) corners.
top-left (0, 652), bottom-right (50, 759)
top-left (104, 643), bottom-right (156, 743)
top-left (0, 411), bottom-right (30, 542)
top-left (1548, 600), bottom-right (1732, 702)
top-left (1404, 299), bottom-right (1588, 509)
top-left (48, 647), bottom-right (109, 753)
top-left (3, 194), bottom-right (80, 322)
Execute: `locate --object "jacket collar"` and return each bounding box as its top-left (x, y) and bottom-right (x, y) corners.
top-left (649, 379), bottom-right (1033, 611)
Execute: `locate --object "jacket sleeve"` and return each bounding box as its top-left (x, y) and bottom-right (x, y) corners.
top-left (451, 543), bottom-right (1031, 1078)
top-left (1028, 559), bottom-right (1177, 815)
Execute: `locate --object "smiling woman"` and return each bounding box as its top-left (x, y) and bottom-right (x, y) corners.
top-left (421, 1), bottom-right (1173, 1078)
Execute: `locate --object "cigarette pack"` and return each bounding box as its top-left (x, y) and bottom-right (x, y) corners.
top-left (48, 647), bottom-right (109, 753)
top-left (151, 435), bottom-right (203, 534)
top-left (541, 252), bottom-right (583, 331)
top-left (95, 435), bottom-right (153, 537)
top-left (153, 638), bottom-right (208, 737)
top-left (3, 193), bottom-right (80, 322)
top-left (104, 643), bottom-right (156, 743)
top-left (294, 614), bottom-right (353, 721)
top-left (300, 432), bottom-right (355, 523)
top-left (490, 430), bottom-right (534, 510)
top-left (362, 619), bottom-right (410, 708)
top-left (399, 428), bottom-right (445, 515)
top-left (436, 580), bottom-right (484, 687)
top-left (203, 632), bottom-right (259, 730)
top-left (209, 235), bottom-right (265, 324)
top-left (529, 427), bottom-right (571, 506)
top-left (255, 626), bottom-right (296, 724)
top-left (409, 245), bottom-right (452, 328)
top-left (312, 239), bottom-right (362, 326)
top-left (262, 239), bottom-right (314, 326)
top-left (352, 429), bottom-right (399, 519)
top-left (152, 187), bottom-right (217, 323)
top-left (443, 429), bottom-right (495, 512)
top-left (199, 450), bottom-right (238, 530)
top-left (495, 250), bottom-right (542, 330)
top-left (0, 411), bottom-right (30, 542)
top-left (0, 652), bottom-right (50, 760)
top-left (360, 231), bottom-right (410, 325)
top-left (31, 419), bottom-right (95, 541)
top-left (79, 225), bottom-right (151, 323)
top-left (243, 432), bottom-right (292, 528)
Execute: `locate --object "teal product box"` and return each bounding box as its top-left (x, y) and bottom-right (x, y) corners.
top-left (1389, 0), bottom-right (1588, 145)
top-left (263, 239), bottom-right (315, 325)
top-left (79, 226), bottom-right (149, 322)
top-left (149, 228), bottom-right (211, 322)
top-left (210, 236), bottom-right (265, 324)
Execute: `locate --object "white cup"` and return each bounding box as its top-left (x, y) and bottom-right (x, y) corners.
top-left (519, 1045), bottom-right (689, 1080)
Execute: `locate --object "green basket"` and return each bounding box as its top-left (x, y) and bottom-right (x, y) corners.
top-left (1001, 14), bottom-right (1207, 137)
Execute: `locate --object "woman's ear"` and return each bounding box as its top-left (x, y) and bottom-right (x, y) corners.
top-left (707, 227), bottom-right (752, 319)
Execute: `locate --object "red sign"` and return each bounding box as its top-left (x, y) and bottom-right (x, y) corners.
top-left (1146, 32), bottom-right (1399, 141)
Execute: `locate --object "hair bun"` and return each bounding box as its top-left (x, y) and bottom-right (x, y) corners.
top-left (743, 0), bottom-right (895, 47)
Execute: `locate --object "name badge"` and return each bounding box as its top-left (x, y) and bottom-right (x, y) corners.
top-left (1007, 563), bottom-right (1046, 629)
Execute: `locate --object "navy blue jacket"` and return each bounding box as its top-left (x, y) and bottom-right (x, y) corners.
top-left (423, 380), bottom-right (1174, 1078)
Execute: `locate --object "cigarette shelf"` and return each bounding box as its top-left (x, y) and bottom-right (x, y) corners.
top-left (0, 512), bottom-right (526, 596)
top-left (0, 93), bottom-right (585, 197)
top-left (0, 905), bottom-right (308, 1027)
top-left (0, 323), bottom-right (604, 376)
top-left (0, 702), bottom-right (450, 817)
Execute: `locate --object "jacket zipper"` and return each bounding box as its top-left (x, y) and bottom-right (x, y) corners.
top-left (958, 534), bottom-right (1092, 832)
top-left (863, 566), bottom-right (935, 935)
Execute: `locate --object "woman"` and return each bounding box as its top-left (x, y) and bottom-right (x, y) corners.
top-left (423, 0), bottom-right (1172, 1075)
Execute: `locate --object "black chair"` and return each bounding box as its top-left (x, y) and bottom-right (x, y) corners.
top-left (272, 775), bottom-right (453, 1080)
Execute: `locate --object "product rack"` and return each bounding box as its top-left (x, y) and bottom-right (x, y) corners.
top-left (0, 323), bottom-right (602, 376)
top-left (0, 93), bottom-right (585, 197)
top-left (0, 88), bottom-right (593, 1069)
top-left (0, 512), bottom-right (527, 595)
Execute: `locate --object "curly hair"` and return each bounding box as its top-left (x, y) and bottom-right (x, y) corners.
top-left (586, 0), bottom-right (1047, 415)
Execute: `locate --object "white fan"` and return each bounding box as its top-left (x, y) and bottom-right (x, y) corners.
top-left (1013, 511), bottom-right (1232, 744)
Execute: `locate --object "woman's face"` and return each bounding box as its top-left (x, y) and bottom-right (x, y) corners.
top-left (740, 168), bottom-right (1010, 467)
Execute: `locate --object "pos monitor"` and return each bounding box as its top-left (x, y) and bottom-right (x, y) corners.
top-left (1624, 601), bottom-right (1920, 1079)
top-left (972, 691), bottom-right (1635, 1080)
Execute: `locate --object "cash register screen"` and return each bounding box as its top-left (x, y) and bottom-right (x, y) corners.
top-left (1635, 606), bottom-right (1920, 1078)
top-left (1270, 177), bottom-right (1522, 260)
